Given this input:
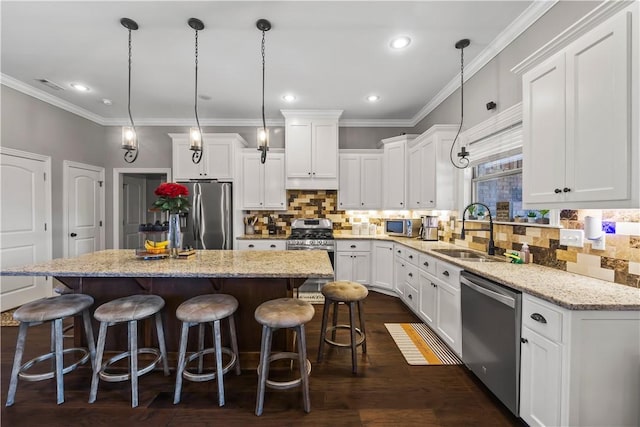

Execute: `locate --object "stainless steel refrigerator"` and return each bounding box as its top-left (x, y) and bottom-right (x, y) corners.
top-left (177, 181), bottom-right (232, 250)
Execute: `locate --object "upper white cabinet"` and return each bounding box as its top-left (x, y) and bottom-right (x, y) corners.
top-left (338, 150), bottom-right (382, 209)
top-left (281, 110), bottom-right (342, 189)
top-left (380, 135), bottom-right (417, 209)
top-left (518, 3), bottom-right (638, 208)
top-left (407, 125), bottom-right (458, 210)
top-left (241, 150), bottom-right (286, 210)
top-left (171, 133), bottom-right (248, 181)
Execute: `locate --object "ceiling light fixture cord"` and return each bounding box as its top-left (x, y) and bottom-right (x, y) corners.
top-left (192, 26), bottom-right (203, 164)
top-left (124, 26), bottom-right (138, 163)
top-left (260, 27), bottom-right (267, 164)
top-left (449, 39), bottom-right (470, 170)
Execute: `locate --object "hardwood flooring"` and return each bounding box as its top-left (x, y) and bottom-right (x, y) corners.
top-left (1, 291), bottom-right (521, 426)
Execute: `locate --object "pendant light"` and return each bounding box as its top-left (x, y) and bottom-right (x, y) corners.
top-left (256, 19), bottom-right (271, 164)
top-left (189, 18), bottom-right (205, 164)
top-left (449, 38), bottom-right (471, 169)
top-left (121, 18), bottom-right (139, 163)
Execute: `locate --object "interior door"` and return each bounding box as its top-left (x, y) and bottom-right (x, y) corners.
top-left (66, 162), bottom-right (103, 257)
top-left (0, 150), bottom-right (51, 310)
top-left (122, 175), bottom-right (145, 249)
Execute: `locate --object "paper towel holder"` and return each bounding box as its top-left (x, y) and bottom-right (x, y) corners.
top-left (584, 216), bottom-right (605, 250)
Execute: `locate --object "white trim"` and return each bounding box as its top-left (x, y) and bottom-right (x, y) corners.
top-left (112, 167), bottom-right (172, 249)
top-left (1, 74), bottom-right (106, 125)
top-left (102, 117), bottom-right (286, 127)
top-left (62, 161), bottom-right (105, 258)
top-left (339, 118), bottom-right (414, 127)
top-left (511, 0), bottom-right (631, 74)
top-left (460, 102), bottom-right (523, 146)
top-left (280, 110), bottom-right (344, 119)
top-left (410, 1), bottom-right (557, 126)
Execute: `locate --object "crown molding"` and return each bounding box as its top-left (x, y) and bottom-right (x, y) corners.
top-left (409, 0), bottom-right (557, 127)
top-left (280, 109), bottom-right (343, 119)
top-left (461, 102), bottom-right (522, 145)
top-left (101, 117), bottom-right (285, 127)
top-left (1, 73), bottom-right (106, 125)
top-left (338, 118), bottom-right (414, 127)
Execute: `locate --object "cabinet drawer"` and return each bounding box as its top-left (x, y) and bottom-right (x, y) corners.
top-left (436, 262), bottom-right (461, 289)
top-left (419, 254), bottom-right (437, 276)
top-left (404, 248), bottom-right (420, 266)
top-left (394, 245), bottom-right (405, 259)
top-left (337, 240), bottom-right (371, 252)
top-left (405, 264), bottom-right (418, 286)
top-left (404, 283), bottom-right (419, 312)
top-left (237, 240), bottom-right (285, 250)
top-left (523, 294), bottom-right (564, 343)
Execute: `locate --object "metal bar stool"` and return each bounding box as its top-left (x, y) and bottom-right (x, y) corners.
top-left (317, 281), bottom-right (368, 374)
top-left (89, 294), bottom-right (169, 408)
top-left (6, 294), bottom-right (96, 406)
top-left (254, 297), bottom-right (314, 416)
top-left (173, 294), bottom-right (241, 406)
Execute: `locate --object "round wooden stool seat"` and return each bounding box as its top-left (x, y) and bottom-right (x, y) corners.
top-left (176, 294), bottom-right (238, 323)
top-left (254, 298), bottom-right (315, 329)
top-left (94, 294), bottom-right (165, 323)
top-left (321, 281), bottom-right (368, 302)
top-left (13, 294), bottom-right (94, 323)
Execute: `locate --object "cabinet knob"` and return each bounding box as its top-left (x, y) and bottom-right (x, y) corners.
top-left (361, 202), bottom-right (364, 206)
top-left (400, 202), bottom-right (404, 206)
top-left (408, 294), bottom-right (413, 300)
top-left (248, 244), bottom-right (254, 248)
top-left (442, 271), bottom-right (450, 277)
top-left (563, 187), bottom-right (571, 193)
top-left (308, 172), bottom-right (311, 176)
top-left (350, 245), bottom-right (356, 248)
top-left (429, 200), bottom-right (434, 204)
top-left (417, 201), bottom-right (420, 204)
top-left (530, 313), bottom-right (547, 324)
top-left (408, 273), bottom-right (413, 277)
top-left (270, 244), bottom-right (276, 248)
top-left (432, 283), bottom-right (437, 288)
top-left (397, 250), bottom-right (401, 254)
top-left (521, 338), bottom-right (528, 344)
top-left (281, 202), bottom-right (284, 205)
top-left (423, 262), bottom-right (429, 267)
top-left (409, 255), bottom-right (414, 259)
top-left (554, 188), bottom-right (562, 194)
top-left (70, 233), bottom-right (77, 237)
top-left (260, 202), bottom-right (263, 205)
top-left (312, 172), bottom-right (316, 176)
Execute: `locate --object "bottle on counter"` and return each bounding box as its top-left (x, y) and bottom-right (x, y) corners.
top-left (521, 242), bottom-right (530, 264)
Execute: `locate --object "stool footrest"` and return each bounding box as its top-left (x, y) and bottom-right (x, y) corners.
top-left (19, 347), bottom-right (90, 382)
top-left (182, 347), bottom-right (237, 382)
top-left (324, 325), bottom-right (366, 348)
top-left (257, 352), bottom-right (312, 391)
top-left (98, 348), bottom-right (162, 382)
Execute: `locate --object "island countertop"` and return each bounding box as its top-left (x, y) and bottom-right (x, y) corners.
top-left (0, 249), bottom-right (335, 279)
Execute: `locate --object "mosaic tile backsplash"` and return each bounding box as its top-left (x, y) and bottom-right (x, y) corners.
top-left (244, 192), bottom-right (640, 289)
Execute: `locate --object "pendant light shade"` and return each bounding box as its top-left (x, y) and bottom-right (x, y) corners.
top-left (189, 18), bottom-right (205, 164)
top-left (257, 18), bottom-right (271, 164)
top-left (121, 17), bottom-right (139, 163)
top-left (449, 38), bottom-right (471, 170)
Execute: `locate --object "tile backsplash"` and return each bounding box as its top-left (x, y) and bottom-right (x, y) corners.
top-left (244, 191), bottom-right (640, 289)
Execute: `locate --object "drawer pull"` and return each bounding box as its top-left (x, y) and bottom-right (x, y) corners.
top-left (530, 313), bottom-right (547, 324)
top-left (248, 244), bottom-right (255, 248)
top-left (270, 244), bottom-right (276, 248)
top-left (521, 337), bottom-right (528, 344)
top-left (423, 261), bottom-right (429, 267)
top-left (409, 255), bottom-right (414, 259)
top-left (408, 273), bottom-right (413, 278)
top-left (442, 270), bottom-right (450, 277)
top-left (408, 294), bottom-right (413, 300)
top-left (350, 245), bottom-right (356, 248)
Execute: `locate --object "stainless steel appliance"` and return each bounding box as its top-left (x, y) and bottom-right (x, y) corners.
top-left (287, 218), bottom-right (335, 291)
top-left (460, 271), bottom-right (522, 416)
top-left (419, 215), bottom-right (439, 241)
top-left (384, 219), bottom-right (421, 237)
top-left (177, 181), bottom-right (232, 250)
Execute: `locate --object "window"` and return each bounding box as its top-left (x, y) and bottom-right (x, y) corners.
top-left (472, 153), bottom-right (524, 220)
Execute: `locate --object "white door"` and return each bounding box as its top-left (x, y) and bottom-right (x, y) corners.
top-left (338, 155), bottom-right (360, 209)
top-left (241, 154), bottom-right (263, 209)
top-left (420, 141), bottom-right (437, 208)
top-left (0, 149), bottom-right (52, 310)
top-left (352, 253), bottom-right (371, 284)
top-left (419, 273), bottom-right (437, 327)
top-left (122, 175), bottom-right (145, 249)
top-left (384, 141), bottom-right (406, 209)
top-left (285, 120), bottom-right (312, 178)
top-left (436, 280), bottom-right (461, 354)
top-left (335, 252), bottom-right (354, 282)
top-left (312, 120), bottom-right (338, 179)
top-left (372, 242), bottom-right (394, 290)
top-left (263, 153), bottom-right (286, 209)
top-left (65, 162), bottom-right (104, 257)
top-left (361, 155), bottom-right (382, 208)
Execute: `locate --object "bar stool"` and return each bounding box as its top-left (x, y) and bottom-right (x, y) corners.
top-left (89, 294), bottom-right (169, 408)
top-left (254, 298), bottom-right (314, 416)
top-left (317, 280), bottom-right (368, 374)
top-left (173, 294), bottom-right (241, 406)
top-left (6, 294), bottom-right (96, 406)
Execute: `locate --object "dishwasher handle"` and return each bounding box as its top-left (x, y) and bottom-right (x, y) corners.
top-left (460, 276), bottom-right (516, 308)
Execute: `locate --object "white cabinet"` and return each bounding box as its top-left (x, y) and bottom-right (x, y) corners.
top-left (241, 150), bottom-right (286, 210)
top-left (381, 135), bottom-right (417, 209)
top-left (335, 240), bottom-right (371, 284)
top-left (281, 110), bottom-right (342, 189)
top-left (236, 239), bottom-right (286, 250)
top-left (519, 293), bottom-right (640, 427)
top-left (371, 241), bottom-right (394, 291)
top-left (338, 151), bottom-right (382, 209)
top-left (407, 125), bottom-right (458, 210)
top-left (171, 133), bottom-right (247, 181)
top-left (434, 279), bottom-right (460, 353)
top-left (418, 271), bottom-right (437, 327)
top-left (520, 4), bottom-right (638, 208)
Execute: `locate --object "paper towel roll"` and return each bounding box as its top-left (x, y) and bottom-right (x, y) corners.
top-left (584, 216), bottom-right (602, 239)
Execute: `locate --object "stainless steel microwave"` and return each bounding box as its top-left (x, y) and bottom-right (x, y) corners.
top-left (384, 219), bottom-right (421, 237)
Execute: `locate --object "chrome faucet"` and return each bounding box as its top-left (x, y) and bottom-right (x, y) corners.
top-left (460, 202), bottom-right (495, 255)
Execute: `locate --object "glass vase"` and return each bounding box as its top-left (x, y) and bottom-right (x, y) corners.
top-left (168, 213), bottom-right (182, 258)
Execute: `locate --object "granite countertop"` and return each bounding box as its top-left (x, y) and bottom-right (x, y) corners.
top-left (0, 249), bottom-right (334, 279)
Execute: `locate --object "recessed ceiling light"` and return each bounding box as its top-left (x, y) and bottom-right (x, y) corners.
top-left (70, 83), bottom-right (90, 92)
top-left (367, 95), bottom-right (380, 102)
top-left (101, 98), bottom-right (112, 106)
top-left (390, 36), bottom-right (411, 50)
top-left (282, 94), bottom-right (296, 102)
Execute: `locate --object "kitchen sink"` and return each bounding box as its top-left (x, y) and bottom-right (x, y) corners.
top-left (431, 249), bottom-right (503, 262)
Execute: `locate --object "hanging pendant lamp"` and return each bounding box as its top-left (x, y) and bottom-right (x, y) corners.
top-left (256, 19), bottom-right (271, 164)
top-left (121, 18), bottom-right (139, 163)
top-left (449, 38), bottom-right (471, 169)
top-left (189, 18), bottom-right (205, 164)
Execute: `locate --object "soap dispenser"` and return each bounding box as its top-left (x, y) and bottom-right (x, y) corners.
top-left (521, 242), bottom-right (530, 264)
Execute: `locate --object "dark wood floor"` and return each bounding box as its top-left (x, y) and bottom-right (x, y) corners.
top-left (1, 291), bottom-right (521, 426)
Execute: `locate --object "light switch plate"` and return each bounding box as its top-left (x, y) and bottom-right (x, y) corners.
top-left (560, 229), bottom-right (584, 247)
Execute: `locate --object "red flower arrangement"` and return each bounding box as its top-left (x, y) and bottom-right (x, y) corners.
top-left (153, 182), bottom-right (191, 214)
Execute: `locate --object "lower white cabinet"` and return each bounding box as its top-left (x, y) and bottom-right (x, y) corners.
top-left (371, 241), bottom-right (394, 290)
top-left (236, 240), bottom-right (286, 250)
top-left (434, 279), bottom-right (461, 354)
top-left (335, 240), bottom-right (371, 284)
top-left (394, 256), bottom-right (406, 296)
top-left (418, 271), bottom-right (437, 327)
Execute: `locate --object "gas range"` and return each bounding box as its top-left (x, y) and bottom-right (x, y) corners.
top-left (287, 219), bottom-right (335, 251)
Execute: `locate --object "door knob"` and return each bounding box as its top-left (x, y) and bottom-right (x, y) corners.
top-left (554, 188), bottom-right (562, 194)
top-left (521, 338), bottom-right (528, 344)
top-left (70, 233), bottom-right (77, 237)
top-left (563, 187), bottom-right (571, 192)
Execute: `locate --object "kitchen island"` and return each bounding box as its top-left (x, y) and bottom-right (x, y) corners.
top-left (1, 249), bottom-right (334, 367)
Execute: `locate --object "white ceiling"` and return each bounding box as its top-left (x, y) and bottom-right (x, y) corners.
top-left (1, 1), bottom-right (541, 127)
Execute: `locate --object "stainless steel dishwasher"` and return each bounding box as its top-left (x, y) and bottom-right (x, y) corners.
top-left (460, 271), bottom-right (522, 416)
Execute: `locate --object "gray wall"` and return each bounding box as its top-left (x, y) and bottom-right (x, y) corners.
top-left (1, 86), bottom-right (106, 258)
top-left (414, 1), bottom-right (601, 133)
